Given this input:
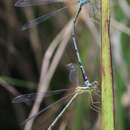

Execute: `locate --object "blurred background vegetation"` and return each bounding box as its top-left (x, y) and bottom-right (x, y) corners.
top-left (0, 0), bottom-right (130, 130)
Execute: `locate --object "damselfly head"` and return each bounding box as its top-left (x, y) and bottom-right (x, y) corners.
top-left (66, 63), bottom-right (79, 85)
top-left (91, 81), bottom-right (98, 89)
top-left (92, 81), bottom-right (98, 86)
top-left (66, 63), bottom-right (77, 71)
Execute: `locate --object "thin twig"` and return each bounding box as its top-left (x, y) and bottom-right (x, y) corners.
top-left (111, 31), bottom-right (130, 86)
top-left (118, 0), bottom-right (130, 19)
top-left (111, 19), bottom-right (130, 36)
top-left (111, 30), bottom-right (130, 107)
top-left (0, 79), bottom-right (20, 97)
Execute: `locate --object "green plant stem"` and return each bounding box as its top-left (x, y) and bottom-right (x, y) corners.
top-left (101, 0), bottom-right (115, 130)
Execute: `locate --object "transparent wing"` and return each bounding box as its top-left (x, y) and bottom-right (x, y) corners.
top-left (21, 0), bottom-right (79, 30)
top-left (22, 92), bottom-right (75, 124)
top-left (15, 0), bottom-right (73, 7)
top-left (12, 88), bottom-right (74, 103)
top-left (21, 6), bottom-right (68, 30)
top-left (66, 63), bottom-right (79, 86)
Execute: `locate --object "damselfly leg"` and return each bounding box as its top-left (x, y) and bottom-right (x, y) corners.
top-left (12, 63), bottom-right (99, 129)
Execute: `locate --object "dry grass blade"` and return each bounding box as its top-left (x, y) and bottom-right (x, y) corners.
top-left (111, 19), bottom-right (130, 36)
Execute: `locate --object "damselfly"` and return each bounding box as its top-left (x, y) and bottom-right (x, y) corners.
top-left (12, 63), bottom-right (100, 129)
top-left (14, 0), bottom-right (100, 86)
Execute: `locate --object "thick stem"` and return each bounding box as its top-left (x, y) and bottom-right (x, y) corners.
top-left (100, 0), bottom-right (115, 129)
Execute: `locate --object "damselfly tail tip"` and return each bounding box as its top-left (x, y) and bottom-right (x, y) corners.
top-left (21, 116), bottom-right (32, 125)
top-left (66, 63), bottom-right (77, 70)
top-left (11, 98), bottom-right (22, 103)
